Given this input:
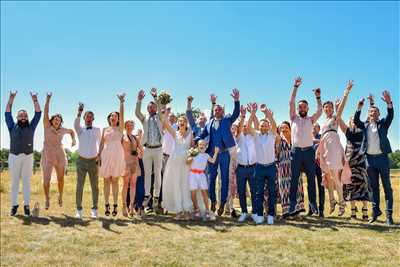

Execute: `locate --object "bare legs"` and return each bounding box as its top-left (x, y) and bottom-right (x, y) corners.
top-left (121, 173), bottom-right (137, 217)
top-left (326, 169), bottom-right (345, 216)
top-left (42, 163), bottom-right (65, 210)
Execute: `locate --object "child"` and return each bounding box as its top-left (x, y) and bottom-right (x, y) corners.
top-left (187, 140), bottom-right (219, 221)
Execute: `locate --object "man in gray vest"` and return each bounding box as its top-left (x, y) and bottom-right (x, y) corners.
top-left (5, 91), bottom-right (41, 216)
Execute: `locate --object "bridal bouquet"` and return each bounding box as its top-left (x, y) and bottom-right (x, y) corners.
top-left (186, 147), bottom-right (200, 165)
top-left (158, 91), bottom-right (172, 105)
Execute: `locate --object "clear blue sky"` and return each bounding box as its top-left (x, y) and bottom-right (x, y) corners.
top-left (1, 1), bottom-right (398, 151)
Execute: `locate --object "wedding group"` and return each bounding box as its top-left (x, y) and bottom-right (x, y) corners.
top-left (4, 77), bottom-right (395, 225)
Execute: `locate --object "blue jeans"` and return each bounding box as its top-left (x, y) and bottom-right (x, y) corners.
top-left (366, 154), bottom-right (393, 216)
top-left (236, 165), bottom-right (257, 214)
top-left (255, 163), bottom-right (277, 216)
top-left (289, 148), bottom-right (317, 213)
top-left (208, 151), bottom-right (230, 204)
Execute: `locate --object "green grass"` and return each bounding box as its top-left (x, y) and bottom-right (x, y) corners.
top-left (0, 170), bottom-right (399, 267)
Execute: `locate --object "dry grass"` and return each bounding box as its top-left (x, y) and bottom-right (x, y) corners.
top-left (0, 170), bottom-right (399, 267)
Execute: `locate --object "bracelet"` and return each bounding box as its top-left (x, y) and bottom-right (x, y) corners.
top-left (316, 97), bottom-right (321, 100)
top-left (294, 85), bottom-right (299, 88)
top-left (212, 102), bottom-right (216, 105)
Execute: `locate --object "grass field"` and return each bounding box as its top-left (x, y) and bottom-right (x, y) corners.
top-left (1, 170), bottom-right (399, 267)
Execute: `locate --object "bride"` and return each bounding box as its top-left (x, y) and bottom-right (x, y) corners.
top-left (162, 112), bottom-right (193, 220)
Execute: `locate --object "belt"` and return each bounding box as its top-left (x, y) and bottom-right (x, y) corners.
top-left (78, 156), bottom-right (97, 160)
top-left (366, 153), bottom-right (385, 157)
top-left (191, 169), bottom-right (205, 174)
top-left (144, 144), bottom-right (162, 149)
top-left (294, 146), bottom-right (313, 151)
top-left (322, 129), bottom-right (337, 136)
top-left (237, 163), bottom-right (255, 168)
top-left (256, 162), bottom-right (275, 168)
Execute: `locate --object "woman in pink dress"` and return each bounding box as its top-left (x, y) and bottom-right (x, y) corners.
top-left (121, 120), bottom-right (141, 217)
top-left (42, 93), bottom-right (76, 209)
top-left (98, 93), bottom-right (125, 217)
top-left (317, 80), bottom-right (353, 216)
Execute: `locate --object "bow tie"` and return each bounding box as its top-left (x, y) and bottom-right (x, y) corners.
top-left (86, 126), bottom-right (93, 130)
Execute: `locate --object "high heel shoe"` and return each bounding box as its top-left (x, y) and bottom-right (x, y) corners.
top-left (105, 204), bottom-right (110, 216)
top-left (338, 202), bottom-right (346, 217)
top-left (112, 204), bottom-right (118, 217)
top-left (329, 200), bottom-right (337, 214)
top-left (362, 208), bottom-right (368, 221)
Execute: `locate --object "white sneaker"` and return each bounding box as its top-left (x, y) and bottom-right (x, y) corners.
top-left (251, 213), bottom-right (258, 222)
top-left (91, 209), bottom-right (98, 219)
top-left (208, 211), bottom-right (216, 221)
top-left (267, 215), bottom-right (274, 225)
top-left (238, 213), bottom-right (249, 223)
top-left (255, 215), bottom-right (265, 225)
top-left (75, 209), bottom-right (83, 219)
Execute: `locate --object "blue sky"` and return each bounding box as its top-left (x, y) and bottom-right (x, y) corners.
top-left (1, 1), bottom-right (399, 151)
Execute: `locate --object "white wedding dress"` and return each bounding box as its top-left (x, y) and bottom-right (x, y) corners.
top-left (162, 131), bottom-right (193, 213)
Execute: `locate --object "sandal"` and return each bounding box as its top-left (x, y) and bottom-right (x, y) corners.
top-left (329, 200), bottom-right (337, 214)
top-left (58, 195), bottom-right (63, 207)
top-left (45, 198), bottom-right (50, 210)
top-left (129, 203), bottom-right (135, 217)
top-left (112, 204), bottom-right (118, 217)
top-left (122, 205), bottom-right (128, 217)
top-left (105, 204), bottom-right (110, 216)
top-left (351, 208), bottom-right (357, 219)
top-left (362, 208), bottom-right (368, 221)
top-left (193, 209), bottom-right (201, 220)
top-left (338, 202), bottom-right (346, 217)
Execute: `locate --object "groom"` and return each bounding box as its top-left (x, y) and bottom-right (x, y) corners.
top-left (196, 89), bottom-right (240, 216)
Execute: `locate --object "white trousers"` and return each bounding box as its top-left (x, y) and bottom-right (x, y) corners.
top-left (143, 147), bottom-right (163, 198)
top-left (8, 153), bottom-right (33, 206)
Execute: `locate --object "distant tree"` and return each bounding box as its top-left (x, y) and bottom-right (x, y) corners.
top-left (389, 150), bottom-right (400, 169)
top-left (176, 107), bottom-right (202, 120)
top-left (0, 148), bottom-right (10, 169)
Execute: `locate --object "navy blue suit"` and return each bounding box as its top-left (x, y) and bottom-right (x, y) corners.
top-left (195, 101), bottom-right (240, 204)
top-left (354, 107), bottom-right (394, 216)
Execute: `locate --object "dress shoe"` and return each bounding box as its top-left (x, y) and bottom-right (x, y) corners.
top-left (369, 210), bottom-right (383, 224)
top-left (217, 202), bottom-right (226, 216)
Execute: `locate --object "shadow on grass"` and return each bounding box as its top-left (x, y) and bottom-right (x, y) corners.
top-left (16, 214), bottom-right (91, 229)
top-left (99, 217), bottom-right (130, 234)
top-left (281, 215), bottom-right (399, 233)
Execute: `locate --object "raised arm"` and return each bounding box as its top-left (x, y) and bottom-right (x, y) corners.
top-left (135, 90), bottom-right (146, 123)
top-left (247, 102), bottom-right (257, 136)
top-left (43, 92), bottom-right (52, 128)
top-left (30, 92), bottom-right (41, 112)
top-left (118, 93), bottom-right (126, 132)
top-left (210, 94), bottom-right (216, 119)
top-left (5, 91), bottom-right (17, 130)
top-left (381, 90), bottom-right (394, 129)
top-left (336, 80), bottom-right (354, 119)
top-left (163, 108), bottom-right (176, 139)
top-left (74, 103), bottom-right (84, 135)
top-left (29, 92), bottom-right (42, 131)
top-left (236, 105), bottom-right (246, 137)
top-left (261, 104), bottom-right (278, 136)
top-left (290, 77), bottom-right (302, 121)
top-left (229, 88), bottom-right (240, 123)
top-left (311, 88), bottom-right (323, 123)
top-left (353, 98), bottom-right (366, 130)
top-left (186, 96), bottom-right (197, 130)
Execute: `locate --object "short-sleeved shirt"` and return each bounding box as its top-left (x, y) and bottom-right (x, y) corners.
top-left (5, 111), bottom-right (41, 155)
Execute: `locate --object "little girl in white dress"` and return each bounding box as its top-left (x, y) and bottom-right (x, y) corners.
top-left (187, 140), bottom-right (219, 221)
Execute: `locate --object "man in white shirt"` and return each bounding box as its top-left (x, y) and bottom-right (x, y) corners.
top-left (74, 103), bottom-right (102, 219)
top-left (235, 106), bottom-right (257, 223)
top-left (248, 103), bottom-right (280, 225)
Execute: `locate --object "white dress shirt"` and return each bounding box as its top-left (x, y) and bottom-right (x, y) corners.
top-left (74, 118), bottom-right (101, 159)
top-left (254, 131), bottom-right (276, 165)
top-left (236, 133), bottom-right (257, 166)
top-left (291, 116), bottom-right (314, 148)
top-left (367, 122), bottom-right (382, 155)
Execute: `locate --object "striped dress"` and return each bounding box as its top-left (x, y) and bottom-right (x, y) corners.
top-left (278, 139), bottom-right (305, 216)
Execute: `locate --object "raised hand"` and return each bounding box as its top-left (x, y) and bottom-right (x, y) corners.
top-left (240, 105), bottom-right (247, 117)
top-left (30, 91), bottom-right (38, 102)
top-left (346, 80), bottom-right (354, 92)
top-left (251, 102), bottom-right (258, 114)
top-left (117, 93), bottom-right (126, 102)
top-left (357, 98), bottom-right (365, 109)
top-left (187, 96), bottom-right (193, 103)
top-left (78, 102), bottom-right (84, 113)
top-left (137, 90), bottom-right (145, 101)
top-left (9, 90), bottom-right (17, 99)
top-left (260, 104), bottom-right (273, 118)
top-left (367, 93), bottom-right (374, 105)
top-left (46, 92), bottom-right (52, 101)
top-left (150, 87), bottom-right (157, 98)
top-left (210, 94), bottom-right (217, 104)
top-left (294, 76), bottom-right (302, 87)
top-left (313, 88), bottom-right (321, 98)
top-left (381, 90), bottom-right (392, 105)
top-left (335, 98), bottom-right (341, 112)
top-left (231, 88), bottom-right (240, 101)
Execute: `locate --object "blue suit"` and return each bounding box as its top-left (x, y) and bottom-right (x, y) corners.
top-left (195, 101), bottom-right (240, 204)
top-left (354, 107), bottom-right (394, 216)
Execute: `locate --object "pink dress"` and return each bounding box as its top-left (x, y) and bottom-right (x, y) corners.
top-left (41, 127), bottom-right (69, 181)
top-left (99, 127), bottom-right (125, 178)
